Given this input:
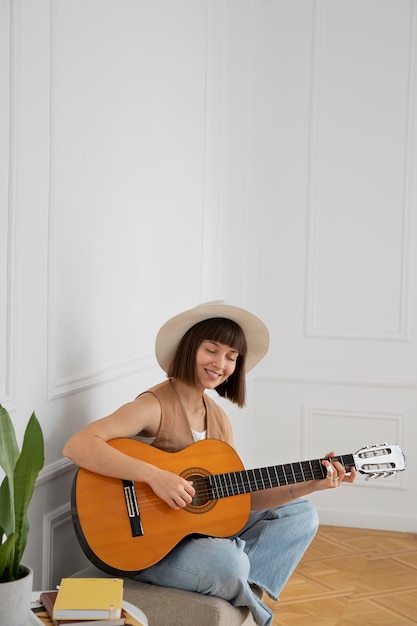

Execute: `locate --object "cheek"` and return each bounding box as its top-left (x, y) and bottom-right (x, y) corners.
top-left (227, 361), bottom-right (237, 376)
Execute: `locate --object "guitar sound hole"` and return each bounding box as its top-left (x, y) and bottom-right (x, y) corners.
top-left (190, 475), bottom-right (210, 507)
top-left (180, 469), bottom-right (216, 514)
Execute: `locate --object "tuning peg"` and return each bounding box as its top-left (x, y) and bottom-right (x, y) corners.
top-left (366, 472), bottom-right (381, 480)
top-left (365, 470), bottom-right (397, 480)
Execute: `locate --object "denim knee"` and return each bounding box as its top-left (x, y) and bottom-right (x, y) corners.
top-left (299, 498), bottom-right (320, 538)
top-left (275, 498), bottom-right (319, 547)
top-left (197, 537), bottom-right (250, 598)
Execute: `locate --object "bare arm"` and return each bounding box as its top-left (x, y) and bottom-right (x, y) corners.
top-left (250, 452), bottom-right (357, 510)
top-left (63, 394), bottom-right (195, 510)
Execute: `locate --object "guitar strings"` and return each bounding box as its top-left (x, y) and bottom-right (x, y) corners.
top-left (92, 460), bottom-right (338, 515)
top-left (93, 443), bottom-right (396, 518)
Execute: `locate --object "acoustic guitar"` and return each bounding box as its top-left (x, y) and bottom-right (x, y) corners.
top-left (71, 438), bottom-right (406, 575)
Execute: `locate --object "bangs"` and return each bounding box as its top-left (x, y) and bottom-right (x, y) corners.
top-left (201, 318), bottom-right (247, 357)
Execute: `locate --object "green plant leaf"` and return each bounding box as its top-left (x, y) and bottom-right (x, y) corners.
top-left (0, 405), bottom-right (18, 579)
top-left (9, 412), bottom-right (44, 578)
top-left (0, 406), bottom-right (44, 581)
top-left (0, 475), bottom-right (13, 535)
top-left (0, 404), bottom-right (19, 476)
top-left (0, 533), bottom-right (18, 581)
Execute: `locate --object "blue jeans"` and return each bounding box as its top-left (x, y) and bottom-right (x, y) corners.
top-left (134, 498), bottom-right (319, 626)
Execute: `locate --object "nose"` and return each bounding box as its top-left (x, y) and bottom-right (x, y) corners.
top-left (211, 353), bottom-right (227, 372)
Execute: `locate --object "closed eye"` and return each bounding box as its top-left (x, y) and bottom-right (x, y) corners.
top-left (203, 341), bottom-right (239, 362)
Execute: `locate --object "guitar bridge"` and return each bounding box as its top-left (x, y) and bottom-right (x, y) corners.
top-left (122, 480), bottom-right (144, 537)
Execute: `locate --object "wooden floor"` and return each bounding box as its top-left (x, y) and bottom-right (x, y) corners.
top-left (264, 525), bottom-right (417, 625)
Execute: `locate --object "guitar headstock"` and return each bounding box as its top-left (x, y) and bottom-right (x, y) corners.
top-left (353, 443), bottom-right (406, 479)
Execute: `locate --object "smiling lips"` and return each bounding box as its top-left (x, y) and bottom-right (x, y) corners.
top-left (205, 368), bottom-right (223, 381)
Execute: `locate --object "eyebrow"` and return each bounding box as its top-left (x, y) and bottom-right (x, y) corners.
top-left (205, 340), bottom-right (239, 354)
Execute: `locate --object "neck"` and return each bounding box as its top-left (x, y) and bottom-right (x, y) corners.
top-left (171, 378), bottom-right (204, 408)
top-left (171, 378), bottom-right (207, 431)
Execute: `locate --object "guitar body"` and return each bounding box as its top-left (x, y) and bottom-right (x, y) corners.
top-left (72, 438), bottom-right (251, 575)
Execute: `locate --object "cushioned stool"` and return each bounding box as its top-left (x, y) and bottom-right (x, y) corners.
top-left (71, 565), bottom-right (258, 626)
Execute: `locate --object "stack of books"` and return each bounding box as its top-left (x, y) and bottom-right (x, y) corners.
top-left (30, 577), bottom-right (147, 626)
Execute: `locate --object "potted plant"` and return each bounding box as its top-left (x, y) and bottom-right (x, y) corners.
top-left (0, 403), bottom-right (44, 626)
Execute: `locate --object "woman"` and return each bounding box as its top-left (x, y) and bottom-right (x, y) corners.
top-left (64, 302), bottom-right (356, 626)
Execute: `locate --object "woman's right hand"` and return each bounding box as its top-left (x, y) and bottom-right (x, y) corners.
top-left (148, 467), bottom-right (195, 510)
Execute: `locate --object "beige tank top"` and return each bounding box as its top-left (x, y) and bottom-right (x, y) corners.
top-left (137, 379), bottom-right (234, 452)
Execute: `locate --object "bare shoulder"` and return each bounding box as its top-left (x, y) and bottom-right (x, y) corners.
top-left (107, 392), bottom-right (162, 438)
top-left (133, 392), bottom-right (162, 437)
top-left (73, 393), bottom-right (162, 442)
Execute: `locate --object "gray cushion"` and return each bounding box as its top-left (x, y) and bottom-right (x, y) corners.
top-left (71, 566), bottom-right (257, 626)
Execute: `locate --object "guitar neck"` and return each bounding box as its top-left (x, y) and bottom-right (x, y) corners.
top-left (206, 454), bottom-right (355, 500)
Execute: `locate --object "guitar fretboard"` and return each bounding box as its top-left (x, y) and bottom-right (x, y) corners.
top-left (206, 454), bottom-right (355, 500)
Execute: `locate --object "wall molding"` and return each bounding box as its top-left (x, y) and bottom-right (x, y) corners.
top-left (0, 0), bottom-right (17, 406)
top-left (301, 404), bottom-right (406, 491)
top-left (256, 374), bottom-right (417, 389)
top-left (316, 506), bottom-right (416, 534)
top-left (36, 456), bottom-right (75, 486)
top-left (304, 0), bottom-right (415, 342)
top-left (42, 502), bottom-right (71, 590)
top-left (199, 0), bottom-right (226, 302)
top-left (48, 353), bottom-right (157, 401)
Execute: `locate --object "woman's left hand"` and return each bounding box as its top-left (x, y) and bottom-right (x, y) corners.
top-left (319, 450), bottom-right (357, 489)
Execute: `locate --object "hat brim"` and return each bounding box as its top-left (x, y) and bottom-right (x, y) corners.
top-left (155, 302), bottom-right (269, 374)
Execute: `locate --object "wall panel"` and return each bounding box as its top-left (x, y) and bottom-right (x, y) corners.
top-left (306, 0), bottom-right (415, 339)
top-left (250, 378), bottom-right (413, 531)
top-left (47, 1), bottom-right (209, 400)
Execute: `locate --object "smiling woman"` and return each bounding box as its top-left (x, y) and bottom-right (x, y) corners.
top-left (63, 302), bottom-right (356, 626)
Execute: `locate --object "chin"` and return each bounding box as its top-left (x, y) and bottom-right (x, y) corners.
top-left (202, 377), bottom-right (222, 390)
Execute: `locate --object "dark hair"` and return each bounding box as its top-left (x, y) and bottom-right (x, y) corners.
top-left (167, 318), bottom-right (247, 407)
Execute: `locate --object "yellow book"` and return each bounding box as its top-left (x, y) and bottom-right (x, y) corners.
top-left (53, 578), bottom-right (124, 620)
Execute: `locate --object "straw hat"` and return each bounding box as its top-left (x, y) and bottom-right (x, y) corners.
top-left (155, 301), bottom-right (269, 373)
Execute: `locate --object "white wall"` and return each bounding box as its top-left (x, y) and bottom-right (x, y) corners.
top-left (1, 0), bottom-right (416, 590)
top-left (245, 0), bottom-right (416, 533)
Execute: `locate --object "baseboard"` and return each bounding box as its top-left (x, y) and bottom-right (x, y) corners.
top-left (317, 506), bottom-right (416, 533)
